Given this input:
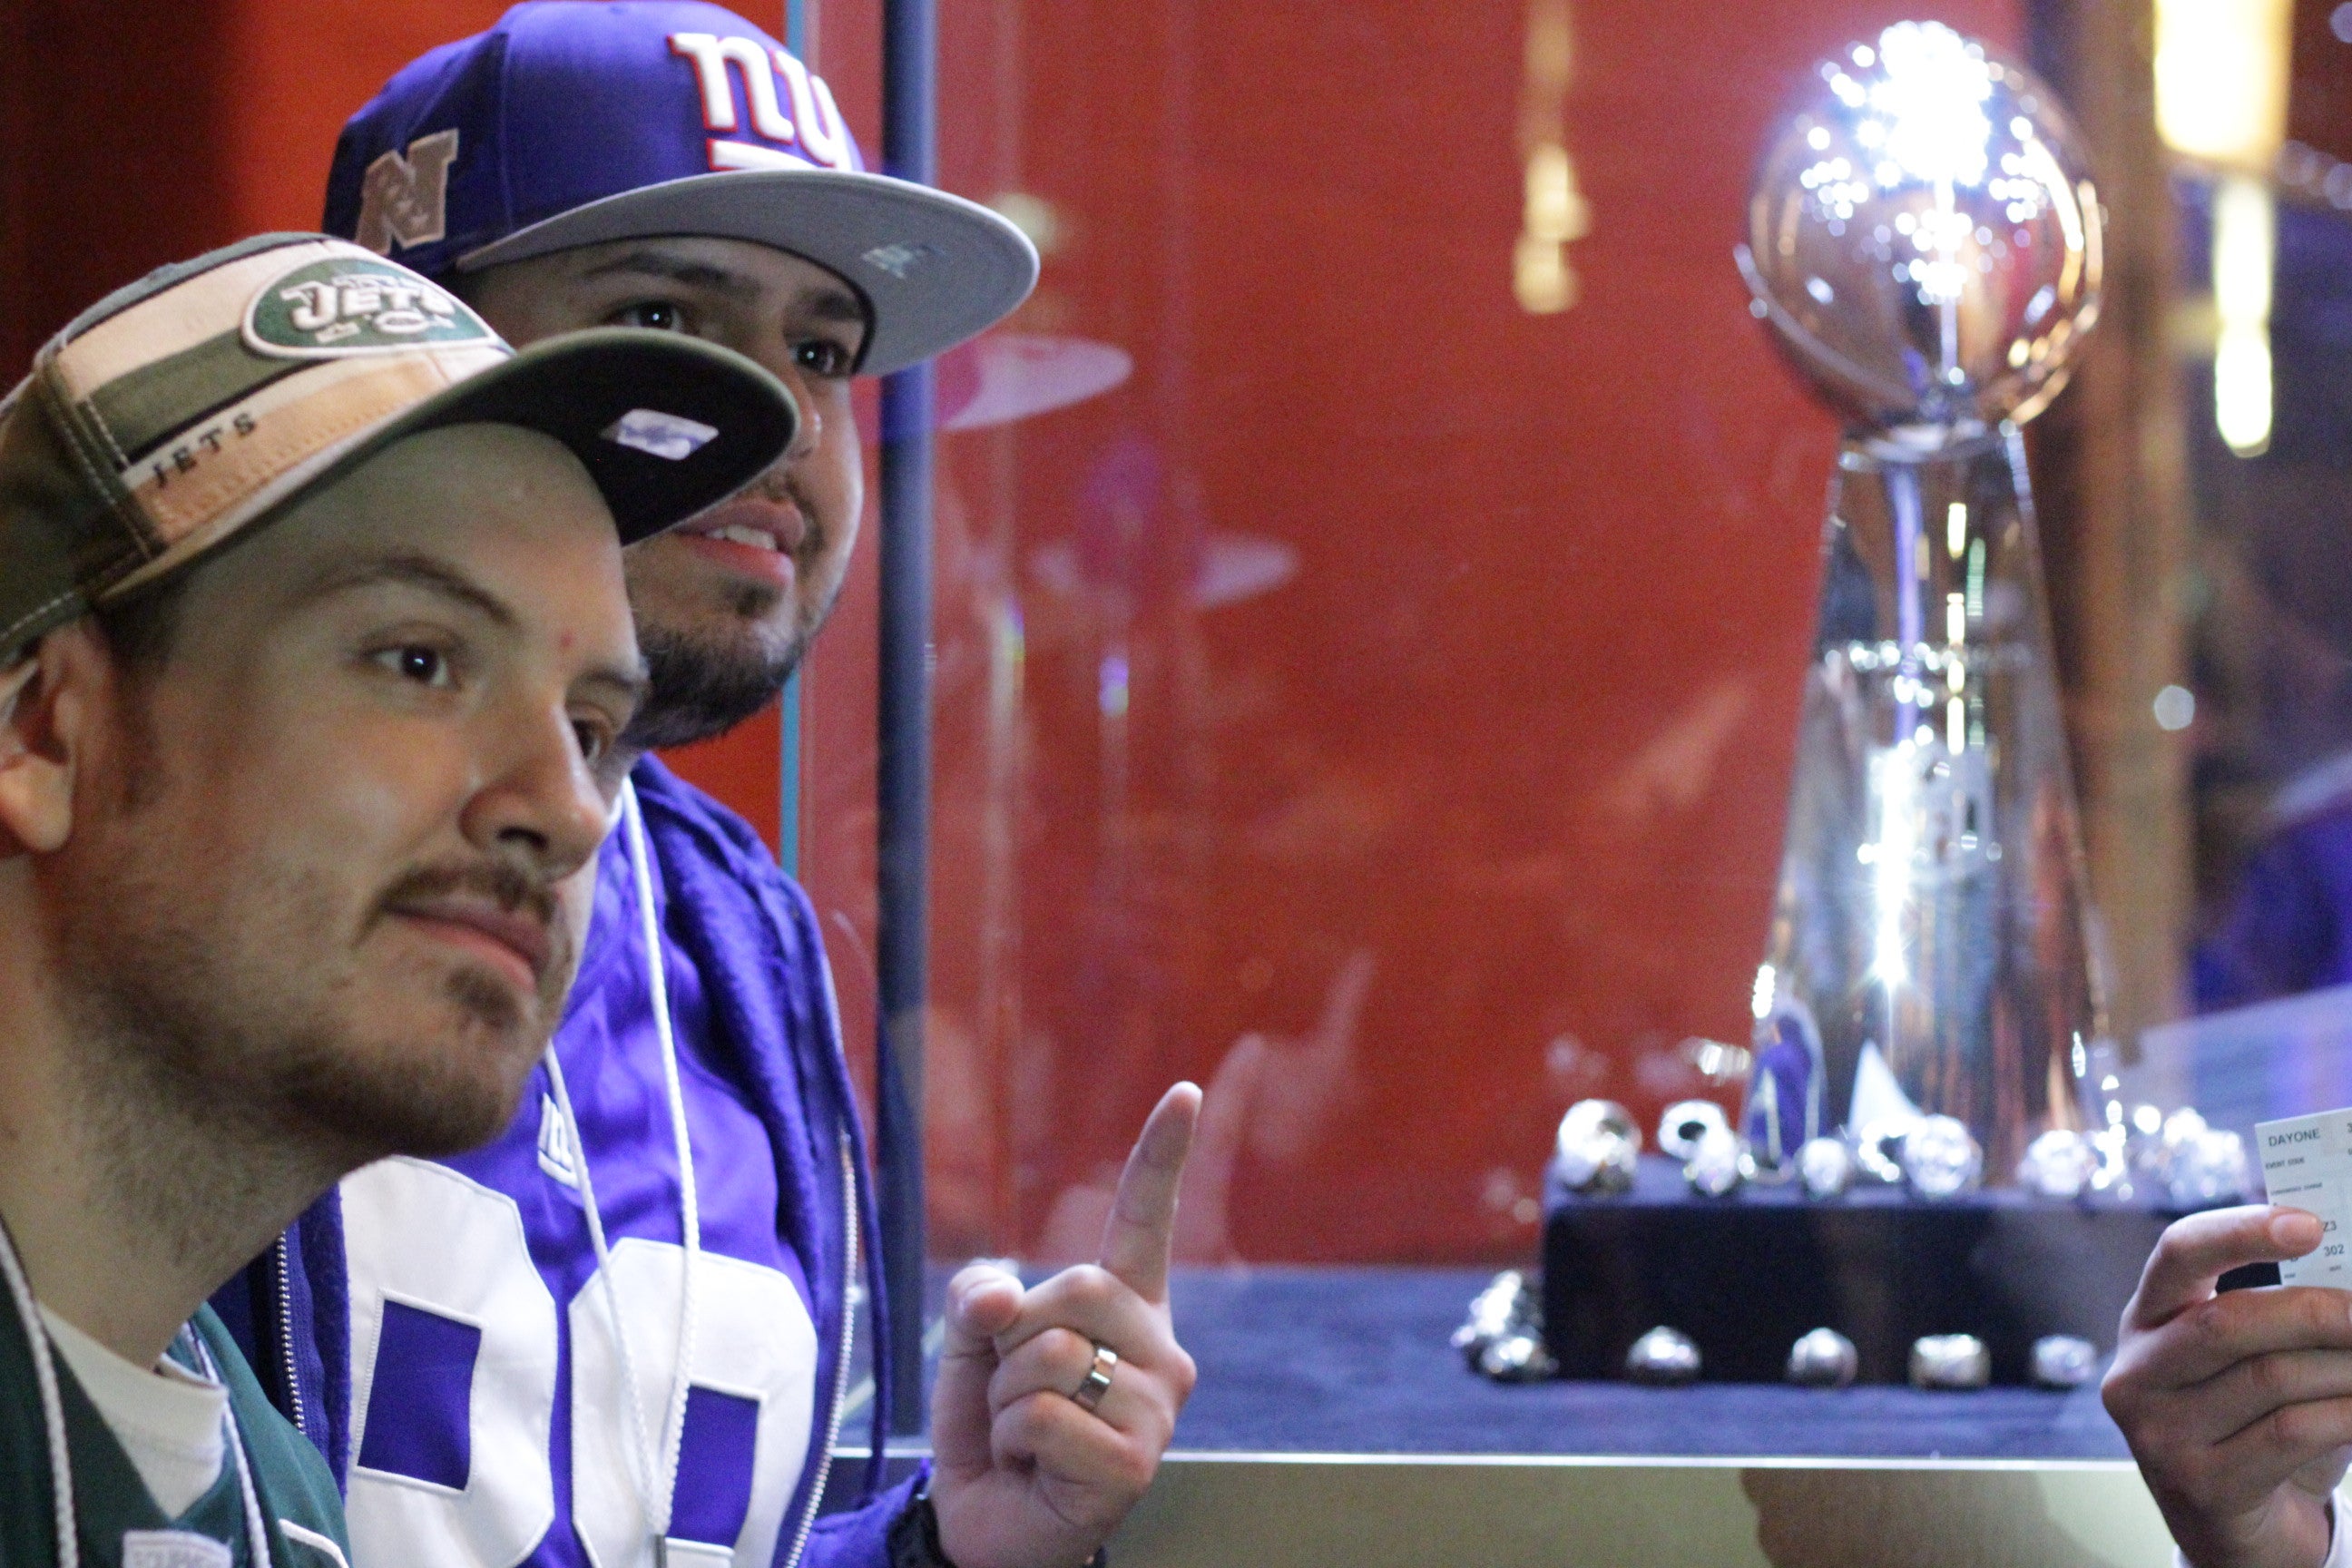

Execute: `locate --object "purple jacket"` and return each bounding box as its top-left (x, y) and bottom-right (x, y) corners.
top-left (213, 756), bottom-right (912, 1565)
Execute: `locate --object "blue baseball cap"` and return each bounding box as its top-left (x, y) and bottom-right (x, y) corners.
top-left (324, 1), bottom-right (1037, 377)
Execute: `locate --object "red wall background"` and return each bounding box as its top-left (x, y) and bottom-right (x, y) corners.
top-left (1, 0), bottom-right (2024, 1266)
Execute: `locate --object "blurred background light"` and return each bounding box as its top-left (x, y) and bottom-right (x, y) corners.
top-left (2153, 684), bottom-right (2197, 731)
top-left (2156, 0), bottom-right (2291, 457)
top-left (2154, 0), bottom-right (2292, 169)
top-left (1514, 0), bottom-right (1587, 314)
top-left (2211, 174), bottom-right (2276, 456)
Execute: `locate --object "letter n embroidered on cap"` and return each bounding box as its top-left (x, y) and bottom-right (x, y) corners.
top-left (353, 130), bottom-right (460, 255)
top-left (243, 258), bottom-right (495, 360)
top-left (121, 1530), bottom-right (232, 1568)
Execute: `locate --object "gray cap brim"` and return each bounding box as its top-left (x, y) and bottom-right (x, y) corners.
top-left (456, 169), bottom-right (1040, 377)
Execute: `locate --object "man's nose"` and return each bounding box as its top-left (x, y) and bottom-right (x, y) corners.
top-left (457, 698), bottom-right (610, 885)
top-left (778, 371), bottom-right (820, 464)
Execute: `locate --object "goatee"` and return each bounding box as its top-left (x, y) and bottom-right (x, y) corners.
top-left (623, 612), bottom-right (809, 750)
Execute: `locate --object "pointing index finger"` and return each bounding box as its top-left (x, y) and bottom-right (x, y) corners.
top-left (1099, 1082), bottom-right (1203, 1305)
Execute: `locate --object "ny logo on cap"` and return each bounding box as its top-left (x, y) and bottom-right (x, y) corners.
top-left (669, 33), bottom-right (855, 173)
top-left (354, 129), bottom-right (461, 255)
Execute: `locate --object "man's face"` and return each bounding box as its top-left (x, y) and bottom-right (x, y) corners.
top-left (44, 423), bottom-right (644, 1160)
top-left (460, 236), bottom-right (867, 749)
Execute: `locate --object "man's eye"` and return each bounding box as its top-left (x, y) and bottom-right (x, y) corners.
top-left (795, 338), bottom-right (854, 377)
top-left (609, 300), bottom-right (685, 333)
top-left (572, 718), bottom-right (607, 764)
top-left (376, 645), bottom-right (454, 687)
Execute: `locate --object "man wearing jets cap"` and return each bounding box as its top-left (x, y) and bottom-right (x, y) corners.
top-left (217, 8), bottom-right (1202, 1568)
top-left (0, 232), bottom-right (795, 1564)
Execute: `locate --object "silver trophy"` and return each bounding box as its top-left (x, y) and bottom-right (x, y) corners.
top-left (1738, 21), bottom-right (2104, 1180)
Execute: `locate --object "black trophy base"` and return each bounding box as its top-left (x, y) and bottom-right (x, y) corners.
top-left (1542, 1154), bottom-right (2180, 1387)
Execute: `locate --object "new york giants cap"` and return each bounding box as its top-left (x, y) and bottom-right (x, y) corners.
top-left (0, 233), bottom-right (799, 665)
top-left (325, 1), bottom-right (1039, 378)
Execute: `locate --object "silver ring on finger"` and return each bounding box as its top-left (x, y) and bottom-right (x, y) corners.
top-left (1070, 1342), bottom-right (1118, 1414)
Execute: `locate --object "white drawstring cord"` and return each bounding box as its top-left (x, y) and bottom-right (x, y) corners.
top-left (0, 1218), bottom-right (75, 1568)
top-left (188, 1328), bottom-right (274, 1568)
top-left (543, 1044), bottom-right (659, 1513)
top-left (627, 779), bottom-right (702, 1548)
top-left (544, 777), bottom-right (702, 1557)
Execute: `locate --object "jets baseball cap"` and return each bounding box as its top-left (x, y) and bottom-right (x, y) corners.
top-left (0, 232), bottom-right (799, 665)
top-left (325, 0), bottom-right (1039, 377)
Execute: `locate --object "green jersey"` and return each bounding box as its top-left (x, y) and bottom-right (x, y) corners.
top-left (0, 1266), bottom-right (349, 1568)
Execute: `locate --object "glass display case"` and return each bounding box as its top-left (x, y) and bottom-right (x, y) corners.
top-left (779, 5), bottom-right (2216, 1554)
top-left (762, 0), bottom-right (2196, 1502)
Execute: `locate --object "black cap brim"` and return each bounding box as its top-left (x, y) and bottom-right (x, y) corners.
top-left (330, 327), bottom-right (798, 545)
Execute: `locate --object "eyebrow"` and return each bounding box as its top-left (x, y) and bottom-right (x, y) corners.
top-left (302, 552), bottom-right (652, 707)
top-left (576, 250), bottom-right (870, 328)
top-left (306, 552), bottom-right (518, 627)
top-left (799, 289), bottom-right (869, 327)
top-left (581, 250), bottom-right (764, 301)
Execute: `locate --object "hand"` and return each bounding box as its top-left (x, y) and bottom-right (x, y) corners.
top-left (930, 1083), bottom-right (1203, 1568)
top-left (2103, 1205), bottom-right (2352, 1568)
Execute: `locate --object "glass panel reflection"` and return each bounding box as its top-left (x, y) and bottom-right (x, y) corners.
top-left (888, 0), bottom-right (2243, 1465)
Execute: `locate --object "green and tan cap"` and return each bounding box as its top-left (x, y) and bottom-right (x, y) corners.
top-left (0, 231), bottom-right (798, 664)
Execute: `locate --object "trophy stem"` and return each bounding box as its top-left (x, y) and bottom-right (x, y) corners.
top-left (1754, 432), bottom-right (2100, 1181)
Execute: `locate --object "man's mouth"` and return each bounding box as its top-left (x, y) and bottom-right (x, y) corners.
top-left (677, 495), bottom-right (809, 587)
top-left (707, 524), bottom-right (781, 551)
top-left (386, 896), bottom-right (554, 998)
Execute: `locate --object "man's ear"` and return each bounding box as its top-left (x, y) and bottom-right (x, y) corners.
top-left (0, 624), bottom-right (98, 857)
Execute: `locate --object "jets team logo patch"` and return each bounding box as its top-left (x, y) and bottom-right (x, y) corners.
top-left (243, 258), bottom-right (496, 359)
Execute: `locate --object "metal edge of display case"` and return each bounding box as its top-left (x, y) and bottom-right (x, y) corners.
top-left (836, 1447), bottom-right (2178, 1568)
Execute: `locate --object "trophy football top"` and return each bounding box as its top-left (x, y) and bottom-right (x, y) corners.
top-left (1737, 20), bottom-right (2102, 444)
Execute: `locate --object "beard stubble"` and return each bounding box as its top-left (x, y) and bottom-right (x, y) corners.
top-left (48, 710), bottom-right (563, 1176)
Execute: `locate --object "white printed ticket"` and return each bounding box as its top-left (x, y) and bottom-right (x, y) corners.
top-left (2257, 1107), bottom-right (2352, 1287)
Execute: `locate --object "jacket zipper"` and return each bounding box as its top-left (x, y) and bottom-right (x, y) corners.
top-left (781, 1131), bottom-right (860, 1568)
top-left (274, 1236), bottom-right (308, 1438)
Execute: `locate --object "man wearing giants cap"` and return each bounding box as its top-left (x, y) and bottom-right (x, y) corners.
top-left (213, 8), bottom-right (1202, 1568)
